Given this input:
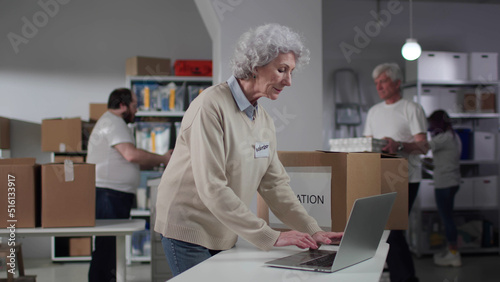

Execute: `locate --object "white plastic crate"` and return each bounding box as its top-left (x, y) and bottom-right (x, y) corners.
top-left (406, 51), bottom-right (468, 82)
top-left (469, 52), bottom-right (498, 81)
top-left (402, 86), bottom-right (460, 116)
top-left (418, 179), bottom-right (437, 209)
top-left (473, 176), bottom-right (498, 208)
top-left (473, 131), bottom-right (495, 161)
top-left (418, 178), bottom-right (474, 209)
top-left (439, 88), bottom-right (461, 114)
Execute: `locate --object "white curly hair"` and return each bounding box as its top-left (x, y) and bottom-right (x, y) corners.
top-left (372, 63), bottom-right (403, 82)
top-left (230, 23), bottom-right (310, 79)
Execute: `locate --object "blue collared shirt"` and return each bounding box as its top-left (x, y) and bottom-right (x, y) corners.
top-left (227, 75), bottom-right (258, 121)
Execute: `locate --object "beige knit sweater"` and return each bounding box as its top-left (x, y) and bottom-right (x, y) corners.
top-left (154, 82), bottom-right (322, 251)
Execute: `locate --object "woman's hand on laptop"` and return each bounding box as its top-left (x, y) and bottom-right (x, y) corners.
top-left (312, 231), bottom-right (344, 246)
top-left (274, 230), bottom-right (319, 249)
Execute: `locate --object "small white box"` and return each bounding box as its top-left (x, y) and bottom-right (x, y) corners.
top-left (455, 178), bottom-right (474, 209)
top-left (473, 176), bottom-right (498, 208)
top-left (329, 137), bottom-right (387, 153)
top-left (406, 51), bottom-right (468, 82)
top-left (469, 52), bottom-right (498, 81)
top-left (473, 132), bottom-right (495, 161)
top-left (418, 179), bottom-right (436, 209)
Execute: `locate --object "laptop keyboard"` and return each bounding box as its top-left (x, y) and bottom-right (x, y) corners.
top-left (300, 252), bottom-right (337, 267)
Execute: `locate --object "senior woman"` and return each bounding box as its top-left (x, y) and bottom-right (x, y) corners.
top-left (154, 23), bottom-right (342, 277)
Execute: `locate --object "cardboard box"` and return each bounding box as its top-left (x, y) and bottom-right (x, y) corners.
top-left (41, 118), bottom-right (94, 152)
top-left (126, 56), bottom-right (171, 76)
top-left (0, 158), bottom-right (41, 228)
top-left (41, 162), bottom-right (95, 227)
top-left (380, 156), bottom-right (409, 229)
top-left (69, 237), bottom-right (92, 256)
top-left (462, 93), bottom-right (478, 113)
top-left (89, 103), bottom-right (108, 122)
top-left (257, 151), bottom-right (408, 231)
top-left (479, 92), bottom-right (496, 113)
top-left (469, 52), bottom-right (498, 81)
top-left (0, 116), bottom-right (10, 149)
top-left (53, 155), bottom-right (85, 163)
top-left (461, 90), bottom-right (497, 113)
top-left (406, 51), bottom-right (468, 82)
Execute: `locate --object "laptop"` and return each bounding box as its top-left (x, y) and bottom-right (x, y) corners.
top-left (264, 192), bottom-right (397, 273)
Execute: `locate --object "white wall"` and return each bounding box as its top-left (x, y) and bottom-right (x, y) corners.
top-left (0, 0), bottom-right (212, 124)
top-left (196, 0), bottom-right (323, 151)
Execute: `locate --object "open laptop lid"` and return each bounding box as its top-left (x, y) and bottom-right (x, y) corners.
top-left (264, 192), bottom-right (396, 272)
top-left (330, 192), bottom-right (397, 271)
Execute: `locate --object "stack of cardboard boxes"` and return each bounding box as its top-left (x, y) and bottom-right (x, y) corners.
top-left (0, 104), bottom-right (107, 257)
top-left (0, 154), bottom-right (96, 229)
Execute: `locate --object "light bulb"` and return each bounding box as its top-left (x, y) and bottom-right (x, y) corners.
top-left (401, 38), bottom-right (422, 61)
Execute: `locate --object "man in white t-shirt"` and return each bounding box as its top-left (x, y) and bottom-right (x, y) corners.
top-left (363, 63), bottom-right (428, 282)
top-left (87, 88), bottom-right (172, 282)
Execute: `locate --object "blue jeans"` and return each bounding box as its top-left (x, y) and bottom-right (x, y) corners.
top-left (88, 188), bottom-right (134, 282)
top-left (435, 186), bottom-right (459, 245)
top-left (161, 236), bottom-right (222, 277)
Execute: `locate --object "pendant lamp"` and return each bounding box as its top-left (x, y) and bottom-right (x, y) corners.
top-left (401, 0), bottom-right (421, 61)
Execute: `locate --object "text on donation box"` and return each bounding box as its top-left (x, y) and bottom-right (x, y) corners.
top-left (269, 166), bottom-right (331, 229)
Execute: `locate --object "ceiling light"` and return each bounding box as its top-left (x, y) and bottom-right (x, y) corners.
top-left (401, 0), bottom-right (421, 61)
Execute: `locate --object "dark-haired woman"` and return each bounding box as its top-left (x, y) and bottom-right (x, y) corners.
top-left (427, 110), bottom-right (462, 267)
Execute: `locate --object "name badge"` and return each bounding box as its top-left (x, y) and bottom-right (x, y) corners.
top-left (255, 141), bottom-right (270, 158)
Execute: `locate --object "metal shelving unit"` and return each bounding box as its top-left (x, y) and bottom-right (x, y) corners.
top-left (124, 76), bottom-right (212, 267)
top-left (127, 75), bottom-right (213, 119)
top-left (404, 80), bottom-right (500, 256)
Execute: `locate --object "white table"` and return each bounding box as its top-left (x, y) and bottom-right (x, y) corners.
top-left (170, 231), bottom-right (390, 282)
top-left (0, 219), bottom-right (145, 282)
